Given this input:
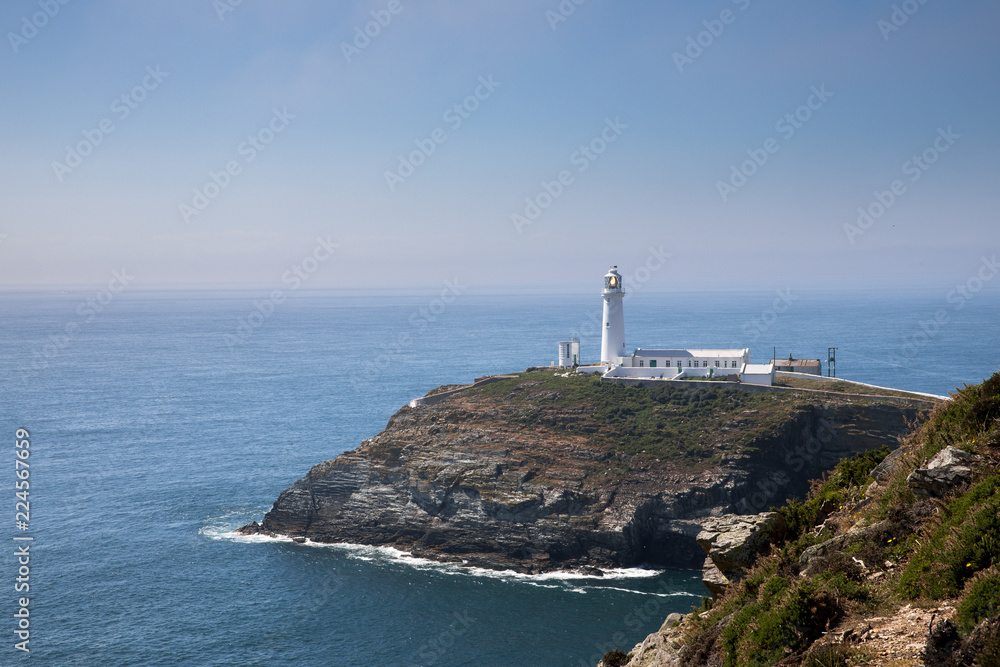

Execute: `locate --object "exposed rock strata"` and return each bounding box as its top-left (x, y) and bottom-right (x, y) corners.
top-left (241, 372), bottom-right (928, 573)
top-left (907, 445), bottom-right (976, 499)
top-left (695, 512), bottom-right (782, 595)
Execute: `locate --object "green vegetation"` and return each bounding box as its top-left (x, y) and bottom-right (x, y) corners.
top-left (600, 649), bottom-right (630, 667)
top-left (899, 474), bottom-right (1000, 600)
top-left (774, 375), bottom-right (936, 400)
top-left (466, 370), bottom-right (823, 466)
top-left (720, 576), bottom-right (841, 667)
top-left (772, 446), bottom-right (891, 543)
top-left (957, 571), bottom-right (1000, 633)
top-left (673, 369), bottom-right (1000, 665)
top-left (681, 448), bottom-right (889, 665)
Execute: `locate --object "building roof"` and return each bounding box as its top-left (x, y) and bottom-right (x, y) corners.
top-left (632, 348), bottom-right (748, 358)
top-left (743, 363), bottom-right (775, 374)
top-left (770, 358), bottom-right (821, 367)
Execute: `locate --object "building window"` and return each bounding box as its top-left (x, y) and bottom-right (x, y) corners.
top-left (650, 360), bottom-right (656, 368)
top-left (677, 361), bottom-right (682, 368)
top-left (687, 360), bottom-right (692, 367)
top-left (715, 361), bottom-right (720, 367)
top-left (702, 361), bottom-right (707, 367)
top-left (639, 360), bottom-right (644, 367)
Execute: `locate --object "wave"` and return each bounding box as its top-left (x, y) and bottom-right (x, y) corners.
top-left (203, 520), bottom-right (690, 591)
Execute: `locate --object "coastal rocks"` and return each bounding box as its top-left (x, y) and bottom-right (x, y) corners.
top-left (907, 446), bottom-right (975, 499)
top-left (696, 512), bottom-right (782, 595)
top-left (696, 512), bottom-right (782, 573)
top-left (616, 617), bottom-right (688, 667)
top-left (242, 372), bottom-right (928, 574)
top-left (660, 613), bottom-right (685, 632)
top-left (701, 557), bottom-right (731, 598)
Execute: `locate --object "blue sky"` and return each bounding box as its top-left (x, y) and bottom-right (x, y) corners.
top-left (1, 0), bottom-right (998, 292)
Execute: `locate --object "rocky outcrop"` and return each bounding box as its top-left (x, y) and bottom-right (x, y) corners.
top-left (700, 558), bottom-right (730, 598)
top-left (615, 615), bottom-right (688, 667)
top-left (241, 371), bottom-right (929, 574)
top-left (696, 512), bottom-right (782, 595)
top-left (907, 446), bottom-right (975, 499)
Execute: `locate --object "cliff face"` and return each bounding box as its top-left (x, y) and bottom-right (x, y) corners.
top-left (242, 370), bottom-right (932, 573)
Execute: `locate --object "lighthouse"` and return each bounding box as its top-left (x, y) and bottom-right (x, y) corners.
top-left (600, 266), bottom-right (626, 364)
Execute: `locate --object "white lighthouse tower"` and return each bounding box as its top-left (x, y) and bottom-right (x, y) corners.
top-left (600, 266), bottom-right (626, 365)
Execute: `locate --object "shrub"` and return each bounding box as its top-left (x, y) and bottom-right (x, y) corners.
top-left (771, 447), bottom-right (892, 549)
top-left (802, 644), bottom-right (848, 667)
top-left (899, 475), bottom-right (1000, 600)
top-left (720, 577), bottom-right (843, 667)
top-left (957, 571), bottom-right (1000, 633)
top-left (601, 649), bottom-right (630, 667)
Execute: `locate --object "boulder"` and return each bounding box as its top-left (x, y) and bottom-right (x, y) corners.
top-left (659, 613), bottom-right (685, 632)
top-left (696, 512), bottom-right (782, 574)
top-left (798, 534), bottom-right (849, 571)
top-left (907, 446), bottom-right (975, 499)
top-left (798, 520), bottom-right (890, 572)
top-left (869, 446), bottom-right (909, 484)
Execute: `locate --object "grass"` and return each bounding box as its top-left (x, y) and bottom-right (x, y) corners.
top-left (464, 370), bottom-right (817, 466)
top-left (774, 375), bottom-right (937, 400)
top-left (898, 474), bottom-right (1000, 600)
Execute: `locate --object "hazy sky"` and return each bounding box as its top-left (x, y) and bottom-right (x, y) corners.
top-left (2, 1), bottom-right (998, 292)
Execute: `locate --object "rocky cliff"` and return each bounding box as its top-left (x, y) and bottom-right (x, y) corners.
top-left (240, 370), bottom-right (934, 574)
top-left (608, 369), bottom-right (1000, 667)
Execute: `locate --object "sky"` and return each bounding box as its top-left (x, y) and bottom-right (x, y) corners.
top-left (1, 0), bottom-right (999, 293)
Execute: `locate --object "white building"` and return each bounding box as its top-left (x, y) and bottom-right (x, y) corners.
top-left (588, 266), bottom-right (774, 386)
top-left (558, 339), bottom-right (581, 367)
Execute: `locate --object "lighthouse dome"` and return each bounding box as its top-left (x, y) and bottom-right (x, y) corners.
top-left (603, 266), bottom-right (623, 293)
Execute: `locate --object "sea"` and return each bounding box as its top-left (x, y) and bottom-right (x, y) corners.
top-left (1, 287), bottom-right (998, 666)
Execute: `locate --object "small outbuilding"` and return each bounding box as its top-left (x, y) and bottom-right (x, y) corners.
top-left (741, 363), bottom-right (776, 386)
top-left (771, 356), bottom-right (822, 375)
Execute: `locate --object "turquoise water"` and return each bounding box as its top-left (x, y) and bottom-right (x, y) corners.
top-left (1, 288), bottom-right (997, 665)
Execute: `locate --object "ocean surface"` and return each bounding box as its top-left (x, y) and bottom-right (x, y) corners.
top-left (1, 287), bottom-right (998, 666)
